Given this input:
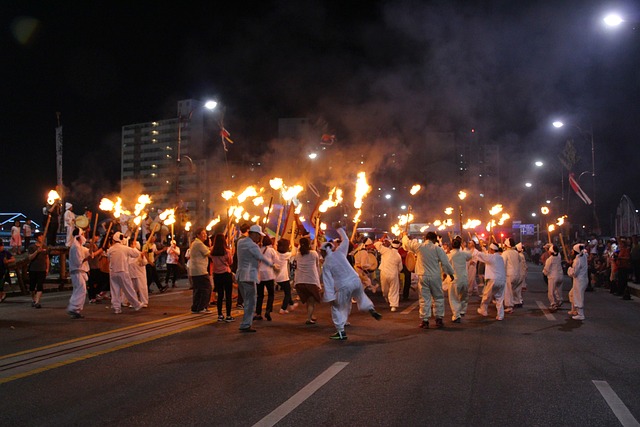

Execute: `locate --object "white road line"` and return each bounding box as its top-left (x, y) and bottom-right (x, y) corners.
top-left (252, 361), bottom-right (349, 427)
top-left (536, 300), bottom-right (556, 320)
top-left (401, 300), bottom-right (420, 315)
top-left (593, 380), bottom-right (640, 427)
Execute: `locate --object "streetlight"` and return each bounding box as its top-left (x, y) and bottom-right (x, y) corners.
top-left (458, 190), bottom-right (466, 236)
top-left (603, 13), bottom-right (624, 27)
top-left (551, 120), bottom-right (600, 233)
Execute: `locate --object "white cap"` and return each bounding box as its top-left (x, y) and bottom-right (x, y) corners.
top-left (248, 225), bottom-right (265, 236)
top-left (65, 202), bottom-right (73, 210)
top-left (391, 240), bottom-right (401, 249)
top-left (573, 243), bottom-right (584, 253)
top-left (364, 238), bottom-right (373, 246)
top-left (112, 231), bottom-right (123, 242)
top-left (489, 243), bottom-right (499, 251)
top-left (515, 242), bottom-right (523, 252)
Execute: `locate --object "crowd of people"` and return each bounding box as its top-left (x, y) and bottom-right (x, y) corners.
top-left (1, 212), bottom-right (639, 339)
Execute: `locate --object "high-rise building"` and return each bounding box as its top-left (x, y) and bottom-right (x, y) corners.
top-left (121, 99), bottom-right (219, 226)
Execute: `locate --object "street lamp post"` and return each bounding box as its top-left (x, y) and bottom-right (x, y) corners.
top-left (552, 121), bottom-right (600, 234)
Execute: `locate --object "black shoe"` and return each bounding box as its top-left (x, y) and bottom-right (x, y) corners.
top-left (253, 315), bottom-right (263, 321)
top-left (330, 331), bottom-right (347, 340)
top-left (34, 303), bottom-right (42, 309)
top-left (622, 296), bottom-right (632, 300)
top-left (159, 286), bottom-right (169, 293)
top-left (239, 327), bottom-right (257, 333)
top-left (67, 311), bottom-right (84, 319)
top-left (435, 318), bottom-right (444, 328)
top-left (452, 317), bottom-right (461, 323)
top-left (265, 312), bottom-right (272, 321)
top-left (369, 309), bottom-right (382, 321)
top-left (419, 320), bottom-right (429, 329)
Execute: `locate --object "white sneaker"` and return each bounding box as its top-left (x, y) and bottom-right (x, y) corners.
top-left (279, 309), bottom-right (289, 314)
top-left (477, 308), bottom-right (488, 317)
top-left (572, 314), bottom-right (585, 320)
top-left (390, 307), bottom-right (397, 312)
top-left (114, 309), bottom-right (122, 314)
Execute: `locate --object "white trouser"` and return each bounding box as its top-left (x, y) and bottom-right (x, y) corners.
top-left (569, 277), bottom-right (588, 308)
top-left (380, 273), bottom-right (400, 308)
top-left (330, 277), bottom-right (374, 332)
top-left (467, 264), bottom-right (478, 293)
top-left (110, 271), bottom-right (142, 310)
top-left (479, 279), bottom-right (505, 319)
top-left (548, 275), bottom-right (563, 306)
top-left (448, 278), bottom-right (469, 320)
top-left (132, 276), bottom-right (149, 305)
top-left (67, 270), bottom-right (88, 313)
top-left (504, 275), bottom-right (522, 307)
top-left (418, 275), bottom-right (444, 320)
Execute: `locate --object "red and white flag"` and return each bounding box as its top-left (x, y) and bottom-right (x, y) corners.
top-left (569, 173), bottom-right (592, 205)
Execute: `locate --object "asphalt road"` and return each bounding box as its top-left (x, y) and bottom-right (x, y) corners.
top-left (0, 264), bottom-right (639, 427)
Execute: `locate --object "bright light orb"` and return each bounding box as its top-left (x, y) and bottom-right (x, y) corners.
top-left (603, 13), bottom-right (623, 27)
top-left (308, 153), bottom-right (318, 159)
top-left (552, 121), bottom-right (564, 128)
top-left (385, 194), bottom-right (391, 200)
top-left (204, 100), bottom-right (218, 110)
top-left (525, 182), bottom-right (533, 188)
top-left (535, 161), bottom-right (544, 167)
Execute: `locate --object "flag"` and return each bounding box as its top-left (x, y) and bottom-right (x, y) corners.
top-left (569, 173), bottom-right (592, 205)
top-left (220, 127), bottom-right (234, 151)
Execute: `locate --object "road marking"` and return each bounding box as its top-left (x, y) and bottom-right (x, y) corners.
top-left (593, 380), bottom-right (640, 427)
top-left (536, 300), bottom-right (556, 320)
top-left (401, 300), bottom-right (420, 314)
top-left (252, 362), bottom-right (349, 427)
top-left (0, 313), bottom-right (215, 384)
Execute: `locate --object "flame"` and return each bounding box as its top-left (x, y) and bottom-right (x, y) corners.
top-left (556, 215), bottom-right (566, 226)
top-left (206, 216), bottom-right (220, 231)
top-left (541, 206), bottom-right (550, 215)
top-left (391, 224), bottom-right (402, 236)
top-left (497, 213), bottom-right (510, 225)
top-left (242, 212), bottom-right (250, 221)
top-left (251, 215), bottom-right (261, 223)
top-left (47, 190), bottom-right (61, 205)
top-left (252, 196), bottom-right (264, 206)
top-left (160, 209), bottom-right (176, 225)
top-left (294, 204), bottom-right (303, 214)
top-left (185, 221), bottom-right (192, 231)
top-left (269, 178), bottom-right (284, 190)
top-left (320, 223), bottom-right (327, 231)
top-left (318, 187), bottom-right (343, 213)
top-left (486, 219), bottom-right (496, 231)
top-left (237, 186), bottom-right (258, 203)
top-left (420, 225), bottom-right (430, 232)
top-left (410, 184), bottom-right (421, 196)
top-left (221, 190), bottom-right (235, 201)
top-left (489, 204), bottom-right (503, 216)
top-left (99, 197), bottom-right (115, 212)
top-left (458, 191), bottom-right (467, 201)
top-left (433, 220), bottom-right (442, 226)
top-left (133, 216), bottom-right (142, 226)
top-left (299, 215), bottom-right (306, 222)
top-left (353, 209), bottom-right (362, 223)
top-left (463, 219), bottom-right (482, 229)
top-left (134, 194), bottom-right (152, 216)
top-left (263, 206), bottom-right (269, 215)
top-left (548, 224), bottom-right (556, 232)
top-left (353, 172), bottom-right (371, 209)
top-left (281, 185), bottom-right (304, 202)
top-left (444, 207), bottom-right (454, 215)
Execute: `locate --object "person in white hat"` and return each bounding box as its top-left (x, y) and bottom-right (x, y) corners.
top-left (473, 241), bottom-right (506, 320)
top-left (542, 245), bottom-right (564, 311)
top-left (515, 242), bottom-right (528, 305)
top-left (352, 237), bottom-right (377, 293)
top-left (373, 237), bottom-right (403, 312)
top-left (63, 202), bottom-right (76, 247)
top-left (107, 231), bottom-right (143, 314)
top-left (405, 231), bottom-right (455, 328)
top-left (567, 243), bottom-right (588, 320)
top-left (320, 227), bottom-right (382, 340)
top-left (502, 238), bottom-right (523, 314)
top-left (236, 224), bottom-right (278, 333)
top-left (66, 228), bottom-right (96, 319)
top-left (447, 238), bottom-right (472, 322)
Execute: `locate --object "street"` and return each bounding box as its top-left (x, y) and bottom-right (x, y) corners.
top-left (0, 263), bottom-right (639, 427)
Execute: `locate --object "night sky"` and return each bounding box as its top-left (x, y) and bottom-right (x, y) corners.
top-left (2, 1), bottom-right (639, 235)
